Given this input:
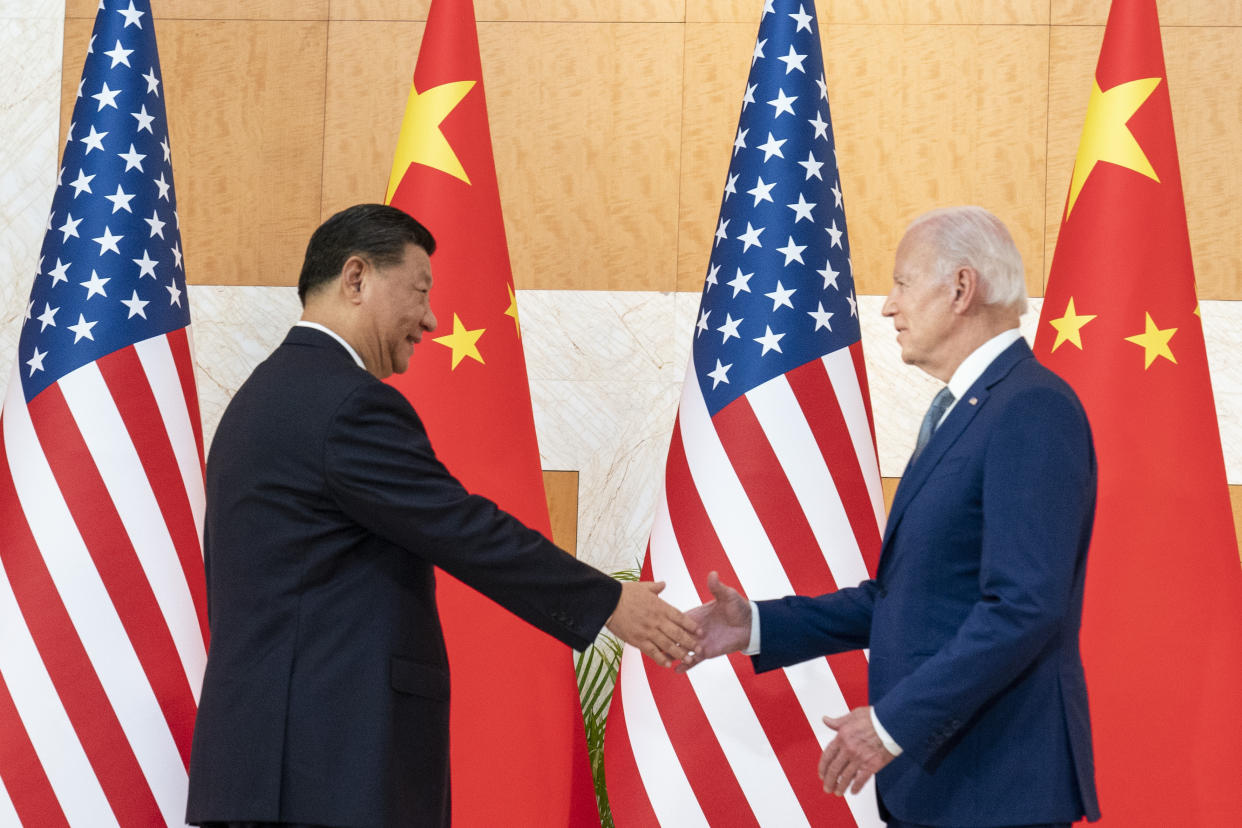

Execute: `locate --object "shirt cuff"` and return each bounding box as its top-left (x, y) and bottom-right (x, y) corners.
top-left (742, 600), bottom-right (761, 655)
top-left (870, 707), bottom-right (903, 756)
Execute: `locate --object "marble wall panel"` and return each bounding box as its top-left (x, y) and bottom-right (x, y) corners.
top-left (0, 7), bottom-right (64, 392)
top-left (1203, 300), bottom-right (1242, 484)
top-left (187, 284), bottom-right (302, 450)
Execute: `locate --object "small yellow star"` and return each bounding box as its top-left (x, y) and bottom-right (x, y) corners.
top-left (385, 79), bottom-right (477, 204)
top-left (433, 313), bottom-right (485, 369)
top-left (1048, 296), bottom-right (1097, 352)
top-left (503, 283), bottom-right (520, 338)
top-left (1066, 76), bottom-right (1162, 217)
top-left (1124, 312), bottom-right (1177, 369)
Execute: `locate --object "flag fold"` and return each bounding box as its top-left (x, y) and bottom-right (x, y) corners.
top-left (604, 1), bottom-right (884, 825)
top-left (1034, 1), bottom-right (1242, 823)
top-left (0, 0), bottom-right (207, 824)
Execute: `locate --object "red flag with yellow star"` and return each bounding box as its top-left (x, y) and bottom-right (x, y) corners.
top-left (1035, 1), bottom-right (1242, 823)
top-left (383, 0), bottom-right (599, 824)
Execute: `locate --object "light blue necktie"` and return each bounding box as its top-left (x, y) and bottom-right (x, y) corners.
top-left (911, 386), bottom-right (955, 464)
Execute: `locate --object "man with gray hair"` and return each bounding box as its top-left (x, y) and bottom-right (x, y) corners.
top-left (680, 206), bottom-right (1100, 826)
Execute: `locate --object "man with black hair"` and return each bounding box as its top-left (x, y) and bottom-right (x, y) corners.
top-left (186, 203), bottom-right (698, 828)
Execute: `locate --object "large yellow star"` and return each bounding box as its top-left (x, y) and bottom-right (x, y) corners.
top-left (504, 283), bottom-right (520, 338)
top-left (1048, 296), bottom-right (1097, 352)
top-left (1066, 76), bottom-right (1162, 217)
top-left (1124, 312), bottom-right (1177, 369)
top-left (384, 79), bottom-right (477, 204)
top-left (433, 313), bottom-right (485, 369)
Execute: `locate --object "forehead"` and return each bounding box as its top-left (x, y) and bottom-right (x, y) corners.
top-left (390, 243), bottom-right (433, 289)
top-left (893, 228), bottom-right (937, 280)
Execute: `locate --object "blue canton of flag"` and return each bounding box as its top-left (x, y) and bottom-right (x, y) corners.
top-left (21, 0), bottom-right (187, 402)
top-left (693, 0), bottom-right (857, 416)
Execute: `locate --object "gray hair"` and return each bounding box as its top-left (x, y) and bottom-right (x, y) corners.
top-left (904, 206), bottom-right (1028, 315)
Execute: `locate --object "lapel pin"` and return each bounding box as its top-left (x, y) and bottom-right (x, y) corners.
top-left (969, 397), bottom-right (978, 406)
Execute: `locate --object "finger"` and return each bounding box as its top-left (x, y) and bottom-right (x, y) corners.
top-left (643, 641), bottom-right (672, 668)
top-left (817, 739), bottom-right (839, 780)
top-left (649, 580), bottom-right (666, 595)
top-left (832, 758), bottom-right (860, 796)
top-left (849, 766), bottom-right (872, 795)
top-left (659, 617), bottom-right (701, 651)
top-left (707, 571), bottom-right (733, 602)
top-left (822, 714), bottom-right (845, 731)
top-left (653, 630), bottom-right (691, 662)
top-left (822, 748), bottom-right (850, 793)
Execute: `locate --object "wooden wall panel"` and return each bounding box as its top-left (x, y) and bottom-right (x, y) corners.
top-left (828, 24), bottom-right (1048, 297)
top-left (66, 0), bottom-right (329, 19)
top-left (480, 22), bottom-right (684, 291)
top-left (1160, 26), bottom-right (1242, 300)
top-left (1232, 486), bottom-right (1242, 563)
top-left (688, 1), bottom-right (1048, 24)
top-left (330, 1), bottom-right (684, 22)
top-left (679, 23), bottom-right (1048, 296)
top-left (543, 470), bottom-right (580, 556)
top-left (60, 19), bottom-right (329, 287)
top-left (1053, 0), bottom-right (1242, 26)
top-left (882, 476), bottom-right (899, 512)
top-left (1044, 25), bottom-right (1242, 300)
top-left (676, 22), bottom-right (761, 293)
top-left (320, 21), bottom-right (423, 215)
top-left (322, 21), bottom-right (684, 292)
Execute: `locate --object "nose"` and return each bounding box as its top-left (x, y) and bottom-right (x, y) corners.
top-left (881, 290), bottom-right (897, 317)
top-left (424, 308), bottom-right (438, 333)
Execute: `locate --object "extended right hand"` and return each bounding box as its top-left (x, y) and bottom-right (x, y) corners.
top-left (675, 571), bottom-right (752, 672)
top-left (605, 581), bottom-right (701, 668)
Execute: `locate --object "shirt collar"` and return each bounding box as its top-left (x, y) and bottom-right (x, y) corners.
top-left (294, 320), bottom-right (366, 371)
top-left (946, 327), bottom-right (1023, 402)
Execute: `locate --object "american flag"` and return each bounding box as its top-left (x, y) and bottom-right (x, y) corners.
top-left (0, 1), bottom-right (207, 824)
top-left (604, 2), bottom-right (884, 825)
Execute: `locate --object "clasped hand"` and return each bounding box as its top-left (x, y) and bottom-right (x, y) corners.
top-left (605, 580), bottom-right (702, 668)
top-left (673, 571), bottom-right (896, 797)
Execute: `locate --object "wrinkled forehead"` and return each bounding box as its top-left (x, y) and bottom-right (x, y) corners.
top-left (893, 229), bottom-right (937, 280)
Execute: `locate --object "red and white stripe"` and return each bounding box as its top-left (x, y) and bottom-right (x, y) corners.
top-left (0, 328), bottom-right (207, 827)
top-left (606, 345), bottom-right (885, 827)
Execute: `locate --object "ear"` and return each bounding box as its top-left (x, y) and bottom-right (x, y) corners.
top-left (949, 265), bottom-right (981, 314)
top-left (340, 255), bottom-right (368, 305)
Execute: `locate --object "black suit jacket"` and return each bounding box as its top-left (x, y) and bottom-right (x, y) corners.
top-left (186, 326), bottom-right (621, 827)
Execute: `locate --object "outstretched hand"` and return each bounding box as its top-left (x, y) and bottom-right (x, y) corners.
top-left (818, 706), bottom-right (896, 796)
top-left (605, 581), bottom-right (701, 668)
top-left (676, 571), bottom-right (752, 672)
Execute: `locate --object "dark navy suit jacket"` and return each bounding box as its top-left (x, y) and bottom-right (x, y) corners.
top-left (186, 327), bottom-right (621, 827)
top-left (754, 339), bottom-right (1100, 825)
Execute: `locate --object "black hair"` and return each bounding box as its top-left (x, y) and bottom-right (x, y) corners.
top-left (297, 203), bottom-right (436, 304)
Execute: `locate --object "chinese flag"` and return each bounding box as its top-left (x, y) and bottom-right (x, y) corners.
top-left (383, 0), bottom-right (599, 825)
top-left (1034, 1), bottom-right (1242, 824)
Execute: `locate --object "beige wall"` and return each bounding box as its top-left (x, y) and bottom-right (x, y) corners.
top-left (56, 0), bottom-right (1242, 544)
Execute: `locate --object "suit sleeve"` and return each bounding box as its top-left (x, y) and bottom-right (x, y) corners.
top-left (750, 581), bottom-right (880, 673)
top-left (322, 380), bottom-right (622, 651)
top-left (872, 385), bottom-right (1095, 767)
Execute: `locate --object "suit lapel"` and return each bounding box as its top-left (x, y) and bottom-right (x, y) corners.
top-left (878, 339), bottom-right (1034, 574)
